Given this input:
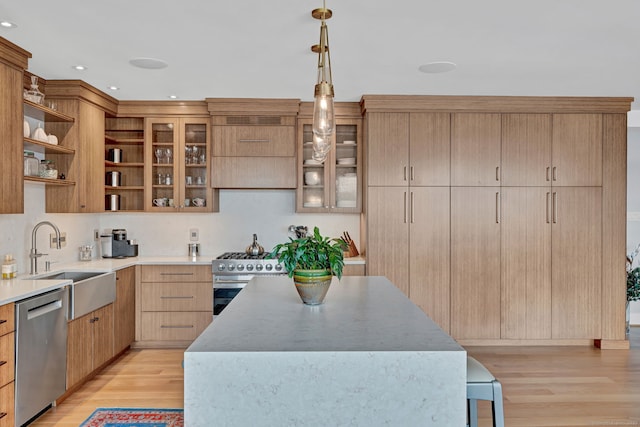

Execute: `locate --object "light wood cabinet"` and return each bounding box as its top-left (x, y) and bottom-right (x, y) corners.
top-left (0, 303), bottom-right (14, 427)
top-left (145, 117), bottom-right (217, 212)
top-left (44, 81), bottom-right (118, 213)
top-left (362, 95), bottom-right (630, 346)
top-left (137, 265), bottom-right (213, 347)
top-left (114, 266), bottom-right (135, 354)
top-left (297, 116), bottom-right (362, 212)
top-left (451, 113), bottom-right (502, 186)
top-left (551, 187), bottom-right (602, 338)
top-left (0, 38), bottom-right (28, 214)
top-left (342, 264), bottom-right (366, 276)
top-left (450, 187), bottom-right (501, 339)
top-left (208, 98), bottom-right (299, 189)
top-left (66, 303), bottom-right (114, 389)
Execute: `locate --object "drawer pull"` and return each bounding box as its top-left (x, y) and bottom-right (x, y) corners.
top-left (0, 412), bottom-right (6, 419)
top-left (238, 139), bottom-right (270, 143)
top-left (160, 325), bottom-right (194, 329)
top-left (160, 273), bottom-right (194, 276)
top-left (0, 320), bottom-right (6, 325)
top-left (160, 296), bottom-right (194, 299)
top-left (0, 361), bottom-right (6, 367)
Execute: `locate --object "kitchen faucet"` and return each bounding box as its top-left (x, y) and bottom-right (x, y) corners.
top-left (30, 221), bottom-right (61, 275)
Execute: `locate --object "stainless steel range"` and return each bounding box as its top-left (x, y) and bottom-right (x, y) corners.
top-left (212, 252), bottom-right (286, 315)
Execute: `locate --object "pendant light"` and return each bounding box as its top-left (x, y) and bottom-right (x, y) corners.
top-left (311, 2), bottom-right (335, 163)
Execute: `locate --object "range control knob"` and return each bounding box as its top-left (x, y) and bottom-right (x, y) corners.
top-left (256, 264), bottom-right (263, 271)
top-left (265, 264), bottom-right (273, 271)
top-left (228, 264), bottom-right (235, 271)
top-left (275, 264), bottom-right (283, 271)
top-left (236, 264), bottom-right (245, 271)
top-left (218, 263), bottom-right (225, 271)
top-left (246, 264), bottom-right (254, 271)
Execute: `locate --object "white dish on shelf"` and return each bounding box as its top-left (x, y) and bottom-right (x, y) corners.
top-left (304, 159), bottom-right (323, 165)
top-left (337, 157), bottom-right (356, 165)
top-left (343, 140), bottom-right (356, 145)
top-left (303, 202), bottom-right (323, 208)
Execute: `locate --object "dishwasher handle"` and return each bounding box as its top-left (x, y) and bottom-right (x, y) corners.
top-left (27, 299), bottom-right (63, 320)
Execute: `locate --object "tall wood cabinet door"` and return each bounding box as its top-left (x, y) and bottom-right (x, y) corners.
top-left (78, 100), bottom-right (106, 212)
top-left (93, 304), bottom-right (114, 369)
top-left (0, 63), bottom-right (23, 214)
top-left (367, 113), bottom-right (409, 186)
top-left (66, 313), bottom-right (93, 388)
top-left (551, 187), bottom-right (602, 339)
top-left (501, 187), bottom-right (552, 339)
top-left (450, 187), bottom-right (501, 339)
top-left (552, 114), bottom-right (602, 186)
top-left (409, 113), bottom-right (450, 186)
top-left (409, 187), bottom-right (450, 332)
top-left (114, 266), bottom-right (135, 353)
top-left (451, 113), bottom-right (501, 186)
top-left (367, 186), bottom-right (410, 296)
top-left (501, 114), bottom-right (551, 186)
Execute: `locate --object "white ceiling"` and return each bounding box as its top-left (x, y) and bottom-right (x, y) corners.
top-left (1, 0), bottom-right (639, 109)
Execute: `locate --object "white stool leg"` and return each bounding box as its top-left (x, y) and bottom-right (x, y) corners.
top-left (491, 381), bottom-right (505, 427)
top-left (469, 398), bottom-right (479, 427)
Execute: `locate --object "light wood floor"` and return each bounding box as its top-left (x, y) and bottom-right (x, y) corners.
top-left (30, 328), bottom-right (640, 426)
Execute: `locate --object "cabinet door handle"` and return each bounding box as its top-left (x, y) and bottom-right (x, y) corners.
top-left (496, 166), bottom-right (500, 182)
top-left (0, 361), bottom-right (6, 367)
top-left (0, 319), bottom-right (6, 325)
top-left (552, 166), bottom-right (557, 182)
top-left (496, 192), bottom-right (501, 224)
top-left (160, 296), bottom-right (194, 299)
top-left (552, 191), bottom-right (557, 223)
top-left (546, 192), bottom-right (551, 223)
top-left (160, 272), bottom-right (194, 276)
top-left (238, 139), bottom-right (270, 143)
top-left (161, 325), bottom-right (194, 329)
top-left (0, 412), bottom-right (6, 419)
top-left (546, 167), bottom-right (550, 182)
top-left (410, 166), bottom-right (414, 182)
top-left (410, 191), bottom-right (415, 224)
top-left (403, 192), bottom-right (408, 224)
top-left (403, 166), bottom-right (407, 182)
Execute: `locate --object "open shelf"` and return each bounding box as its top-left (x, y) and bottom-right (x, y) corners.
top-left (24, 138), bottom-right (75, 155)
top-left (24, 100), bottom-right (75, 123)
top-left (24, 176), bottom-right (75, 186)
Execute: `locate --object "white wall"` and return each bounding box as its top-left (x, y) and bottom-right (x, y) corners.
top-left (0, 186), bottom-right (359, 276)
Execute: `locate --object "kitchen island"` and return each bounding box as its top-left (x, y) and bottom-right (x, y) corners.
top-left (184, 276), bottom-right (466, 426)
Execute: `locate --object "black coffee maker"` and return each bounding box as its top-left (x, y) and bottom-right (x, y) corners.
top-left (101, 229), bottom-right (138, 258)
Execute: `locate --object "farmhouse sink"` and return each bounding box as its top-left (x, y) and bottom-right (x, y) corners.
top-left (35, 270), bottom-right (115, 320)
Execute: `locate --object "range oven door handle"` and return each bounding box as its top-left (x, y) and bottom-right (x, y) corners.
top-left (215, 279), bottom-right (249, 284)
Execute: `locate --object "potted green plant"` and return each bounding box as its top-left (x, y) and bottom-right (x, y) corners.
top-left (269, 226), bottom-right (347, 305)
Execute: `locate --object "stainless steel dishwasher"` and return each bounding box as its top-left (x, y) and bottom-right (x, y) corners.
top-left (15, 287), bottom-right (68, 427)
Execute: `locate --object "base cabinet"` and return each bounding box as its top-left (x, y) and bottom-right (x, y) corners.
top-left (137, 265), bottom-right (213, 347)
top-left (114, 266), bottom-right (135, 353)
top-left (66, 304), bottom-right (114, 389)
top-left (0, 304), bottom-right (14, 427)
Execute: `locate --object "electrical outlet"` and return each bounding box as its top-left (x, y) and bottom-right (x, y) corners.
top-left (94, 229), bottom-right (100, 241)
top-left (50, 232), bottom-right (67, 248)
top-left (190, 228), bottom-right (199, 241)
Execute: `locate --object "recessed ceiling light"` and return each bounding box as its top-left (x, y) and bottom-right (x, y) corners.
top-left (0, 21), bottom-right (17, 28)
top-left (168, 95), bottom-right (178, 99)
top-left (72, 65), bottom-right (87, 71)
top-left (129, 57), bottom-right (168, 70)
top-left (418, 61), bottom-right (457, 74)
top-left (107, 85), bottom-right (120, 91)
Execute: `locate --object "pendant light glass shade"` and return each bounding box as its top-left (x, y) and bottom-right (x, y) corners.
top-left (311, 4), bottom-right (334, 163)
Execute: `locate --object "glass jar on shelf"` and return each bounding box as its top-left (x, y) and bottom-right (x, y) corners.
top-left (23, 151), bottom-right (39, 177)
top-left (39, 160), bottom-right (57, 179)
top-left (24, 75), bottom-right (45, 105)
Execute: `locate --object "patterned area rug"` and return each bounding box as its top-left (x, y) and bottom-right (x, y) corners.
top-left (79, 408), bottom-right (184, 427)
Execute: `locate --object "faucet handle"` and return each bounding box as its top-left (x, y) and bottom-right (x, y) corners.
top-left (45, 260), bottom-right (56, 272)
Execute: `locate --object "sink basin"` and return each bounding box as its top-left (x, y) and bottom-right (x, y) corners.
top-left (35, 271), bottom-right (106, 282)
top-left (35, 270), bottom-right (115, 320)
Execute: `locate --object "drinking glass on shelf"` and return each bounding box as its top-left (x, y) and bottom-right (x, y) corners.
top-left (155, 148), bottom-right (165, 164)
top-left (165, 148), bottom-right (173, 164)
top-left (199, 153), bottom-right (206, 164)
top-left (191, 146), bottom-right (199, 165)
top-left (185, 146), bottom-right (193, 164)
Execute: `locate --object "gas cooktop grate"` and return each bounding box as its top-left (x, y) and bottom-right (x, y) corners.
top-left (216, 252), bottom-right (272, 260)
